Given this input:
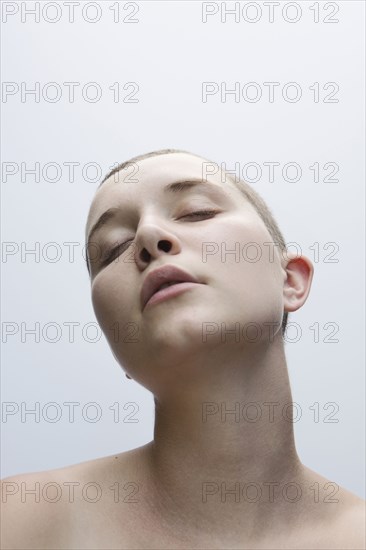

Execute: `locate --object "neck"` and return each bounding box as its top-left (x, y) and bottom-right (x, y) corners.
top-left (142, 335), bottom-right (306, 540)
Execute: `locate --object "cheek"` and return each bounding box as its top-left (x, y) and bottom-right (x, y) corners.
top-left (208, 220), bottom-right (284, 317)
top-left (200, 218), bottom-right (271, 274)
top-left (218, 262), bottom-right (283, 335)
top-left (91, 272), bottom-right (134, 331)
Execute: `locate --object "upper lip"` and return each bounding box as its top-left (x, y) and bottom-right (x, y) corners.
top-left (141, 265), bottom-right (200, 310)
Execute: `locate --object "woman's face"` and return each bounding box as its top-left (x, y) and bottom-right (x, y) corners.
top-left (86, 153), bottom-right (288, 392)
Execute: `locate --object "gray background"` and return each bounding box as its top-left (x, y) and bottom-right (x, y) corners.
top-left (1, 1), bottom-right (365, 499)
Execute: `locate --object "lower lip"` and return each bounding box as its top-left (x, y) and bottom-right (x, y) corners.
top-left (144, 282), bottom-right (201, 309)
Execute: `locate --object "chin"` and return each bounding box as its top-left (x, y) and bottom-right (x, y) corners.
top-left (149, 318), bottom-right (203, 349)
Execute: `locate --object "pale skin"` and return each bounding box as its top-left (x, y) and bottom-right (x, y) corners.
top-left (1, 153), bottom-right (365, 549)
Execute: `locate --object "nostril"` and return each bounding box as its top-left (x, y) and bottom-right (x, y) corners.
top-left (158, 240), bottom-right (172, 252)
top-left (140, 248), bottom-right (150, 262)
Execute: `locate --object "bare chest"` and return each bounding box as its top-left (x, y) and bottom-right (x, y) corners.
top-left (59, 503), bottom-right (358, 550)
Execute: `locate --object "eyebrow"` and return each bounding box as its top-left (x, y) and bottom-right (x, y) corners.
top-left (86, 178), bottom-right (229, 250)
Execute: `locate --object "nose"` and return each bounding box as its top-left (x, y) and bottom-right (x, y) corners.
top-left (133, 222), bottom-right (181, 268)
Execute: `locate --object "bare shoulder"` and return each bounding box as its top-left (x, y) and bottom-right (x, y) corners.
top-left (300, 466), bottom-right (366, 549)
top-left (0, 446), bottom-right (145, 550)
top-left (335, 492), bottom-right (366, 549)
top-left (1, 468), bottom-right (69, 550)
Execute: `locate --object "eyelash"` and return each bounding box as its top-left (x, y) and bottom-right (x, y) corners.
top-left (102, 210), bottom-right (220, 266)
top-left (180, 209), bottom-right (219, 220)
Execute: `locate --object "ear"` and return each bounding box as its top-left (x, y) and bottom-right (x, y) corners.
top-left (283, 254), bottom-right (314, 313)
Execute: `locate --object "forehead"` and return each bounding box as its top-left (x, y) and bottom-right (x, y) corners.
top-left (85, 153), bottom-right (242, 238)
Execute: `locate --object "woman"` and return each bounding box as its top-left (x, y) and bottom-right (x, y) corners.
top-left (2, 149), bottom-right (365, 549)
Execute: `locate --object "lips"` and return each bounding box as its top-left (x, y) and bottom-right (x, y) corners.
top-left (140, 265), bottom-right (201, 310)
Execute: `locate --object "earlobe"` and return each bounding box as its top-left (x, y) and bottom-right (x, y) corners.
top-left (283, 254), bottom-right (314, 313)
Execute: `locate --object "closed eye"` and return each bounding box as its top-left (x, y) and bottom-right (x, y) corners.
top-left (101, 240), bottom-right (134, 266)
top-left (101, 210), bottom-right (221, 267)
top-left (179, 209), bottom-right (220, 220)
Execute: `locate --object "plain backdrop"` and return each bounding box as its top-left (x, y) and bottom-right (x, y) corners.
top-left (1, 1), bottom-right (365, 499)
